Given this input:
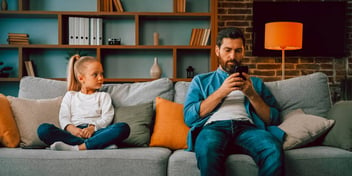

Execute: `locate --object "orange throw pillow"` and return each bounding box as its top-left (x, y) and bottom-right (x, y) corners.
top-left (0, 94), bottom-right (20, 148)
top-left (149, 97), bottom-right (189, 150)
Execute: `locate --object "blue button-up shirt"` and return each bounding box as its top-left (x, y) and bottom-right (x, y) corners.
top-left (183, 68), bottom-right (284, 151)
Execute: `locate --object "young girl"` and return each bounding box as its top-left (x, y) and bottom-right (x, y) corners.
top-left (37, 55), bottom-right (130, 151)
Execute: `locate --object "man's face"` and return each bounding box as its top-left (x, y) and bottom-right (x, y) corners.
top-left (215, 38), bottom-right (245, 73)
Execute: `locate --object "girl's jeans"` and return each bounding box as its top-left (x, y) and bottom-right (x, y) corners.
top-left (37, 122), bottom-right (130, 149)
top-left (194, 120), bottom-right (284, 176)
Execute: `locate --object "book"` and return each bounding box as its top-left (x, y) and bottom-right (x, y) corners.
top-left (116, 0), bottom-right (124, 12)
top-left (176, 0), bottom-right (186, 13)
top-left (194, 28), bottom-right (202, 46)
top-left (112, 0), bottom-right (119, 12)
top-left (24, 60), bottom-right (35, 77)
top-left (203, 28), bottom-right (211, 46)
top-left (8, 33), bottom-right (29, 37)
top-left (189, 28), bottom-right (196, 46)
top-left (109, 0), bottom-right (113, 12)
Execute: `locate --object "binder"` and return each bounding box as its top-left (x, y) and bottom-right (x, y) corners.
top-left (68, 17), bottom-right (75, 45)
top-left (96, 18), bottom-right (103, 45)
top-left (82, 17), bottom-right (89, 45)
top-left (90, 18), bottom-right (97, 45)
top-left (78, 17), bottom-right (85, 45)
top-left (74, 17), bottom-right (80, 45)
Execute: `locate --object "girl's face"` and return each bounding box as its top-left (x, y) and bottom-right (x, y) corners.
top-left (78, 61), bottom-right (104, 94)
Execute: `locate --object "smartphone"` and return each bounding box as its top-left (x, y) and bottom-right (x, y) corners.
top-left (230, 65), bottom-right (249, 80)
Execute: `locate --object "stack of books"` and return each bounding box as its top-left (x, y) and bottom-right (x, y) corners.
top-left (7, 33), bottom-right (29, 45)
top-left (102, 0), bottom-right (124, 12)
top-left (176, 0), bottom-right (186, 13)
top-left (189, 28), bottom-right (211, 46)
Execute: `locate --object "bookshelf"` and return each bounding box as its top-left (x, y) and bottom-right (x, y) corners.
top-left (0, 0), bottom-right (217, 86)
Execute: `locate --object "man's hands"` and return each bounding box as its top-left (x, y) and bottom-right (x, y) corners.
top-left (65, 124), bottom-right (95, 139)
top-left (199, 72), bottom-right (254, 118)
top-left (220, 72), bottom-right (255, 98)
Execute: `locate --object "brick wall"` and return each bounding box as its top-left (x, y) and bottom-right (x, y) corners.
top-left (218, 0), bottom-right (352, 101)
top-left (217, 0), bottom-right (352, 101)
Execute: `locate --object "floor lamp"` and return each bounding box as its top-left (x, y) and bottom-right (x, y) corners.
top-left (265, 22), bottom-right (303, 80)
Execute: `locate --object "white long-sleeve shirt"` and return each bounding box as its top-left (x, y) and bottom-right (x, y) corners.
top-left (59, 91), bottom-right (114, 131)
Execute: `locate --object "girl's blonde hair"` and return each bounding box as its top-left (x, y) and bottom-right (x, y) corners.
top-left (66, 55), bottom-right (98, 91)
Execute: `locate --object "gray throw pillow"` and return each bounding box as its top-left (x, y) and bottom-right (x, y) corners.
top-left (114, 102), bottom-right (154, 147)
top-left (265, 72), bottom-right (332, 118)
top-left (323, 101), bottom-right (352, 151)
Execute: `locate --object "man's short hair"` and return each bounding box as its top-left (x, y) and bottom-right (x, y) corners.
top-left (216, 27), bottom-right (245, 47)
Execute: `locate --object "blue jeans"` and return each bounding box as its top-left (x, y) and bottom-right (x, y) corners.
top-left (194, 120), bottom-right (284, 176)
top-left (37, 123), bottom-right (130, 149)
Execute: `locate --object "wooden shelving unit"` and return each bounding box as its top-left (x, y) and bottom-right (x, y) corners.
top-left (0, 0), bottom-right (217, 83)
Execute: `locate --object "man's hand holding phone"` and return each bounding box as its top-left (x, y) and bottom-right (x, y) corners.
top-left (232, 65), bottom-right (249, 80)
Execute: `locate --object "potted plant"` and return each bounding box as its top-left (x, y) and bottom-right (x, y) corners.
top-left (0, 61), bottom-right (13, 78)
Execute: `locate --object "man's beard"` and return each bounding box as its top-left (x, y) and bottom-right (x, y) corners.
top-left (220, 60), bottom-right (241, 74)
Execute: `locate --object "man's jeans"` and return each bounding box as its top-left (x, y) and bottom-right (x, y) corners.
top-left (194, 120), bottom-right (283, 176)
top-left (37, 123), bottom-right (130, 149)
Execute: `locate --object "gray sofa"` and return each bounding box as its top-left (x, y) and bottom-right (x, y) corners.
top-left (1, 72), bottom-right (351, 176)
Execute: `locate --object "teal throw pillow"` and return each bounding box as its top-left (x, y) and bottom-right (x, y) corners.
top-left (323, 101), bottom-right (352, 151)
top-left (114, 102), bottom-right (154, 147)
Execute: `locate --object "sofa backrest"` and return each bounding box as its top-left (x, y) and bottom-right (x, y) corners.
top-left (174, 72), bottom-right (332, 118)
top-left (19, 72), bottom-right (332, 118)
top-left (18, 77), bottom-right (174, 108)
top-left (100, 79), bottom-right (174, 108)
top-left (18, 76), bottom-right (67, 99)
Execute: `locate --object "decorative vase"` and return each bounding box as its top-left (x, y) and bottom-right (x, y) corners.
top-left (153, 32), bottom-right (159, 46)
top-left (1, 0), bottom-right (7, 11)
top-left (150, 57), bottom-right (162, 79)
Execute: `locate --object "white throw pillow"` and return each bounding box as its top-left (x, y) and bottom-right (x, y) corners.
top-left (279, 109), bottom-right (334, 150)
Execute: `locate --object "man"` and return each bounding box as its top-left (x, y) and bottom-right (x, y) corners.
top-left (183, 27), bottom-right (285, 176)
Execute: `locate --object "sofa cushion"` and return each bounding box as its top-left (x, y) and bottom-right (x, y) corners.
top-left (18, 76), bottom-right (67, 99)
top-left (323, 101), bottom-right (352, 151)
top-left (149, 97), bottom-right (189, 150)
top-left (100, 78), bottom-right (174, 107)
top-left (7, 96), bottom-right (62, 148)
top-left (114, 102), bottom-right (154, 147)
top-left (174, 81), bottom-right (190, 104)
top-left (265, 72), bottom-right (332, 118)
top-left (279, 109), bottom-right (335, 150)
top-left (284, 146), bottom-right (352, 176)
top-left (169, 146), bottom-right (352, 176)
top-left (0, 94), bottom-right (20, 148)
top-left (0, 147), bottom-right (172, 176)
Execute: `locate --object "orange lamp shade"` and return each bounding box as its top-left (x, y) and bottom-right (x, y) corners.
top-left (265, 22), bottom-right (303, 50)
